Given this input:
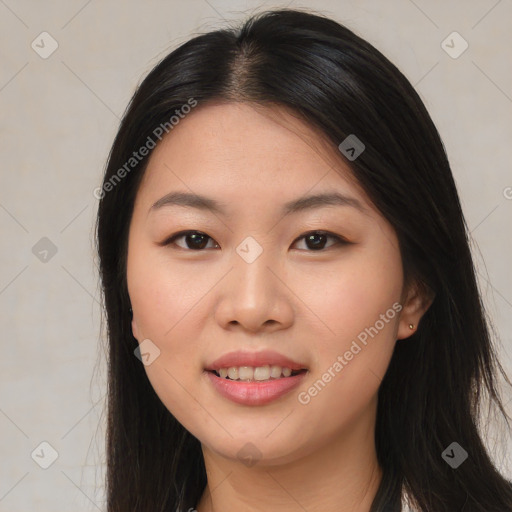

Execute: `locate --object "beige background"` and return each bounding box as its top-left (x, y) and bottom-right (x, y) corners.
top-left (0, 0), bottom-right (511, 510)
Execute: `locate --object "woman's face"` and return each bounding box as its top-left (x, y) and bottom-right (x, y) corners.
top-left (127, 102), bottom-right (417, 466)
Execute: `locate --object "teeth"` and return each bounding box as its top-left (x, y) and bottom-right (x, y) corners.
top-left (254, 365), bottom-right (270, 381)
top-left (214, 365), bottom-right (298, 381)
top-left (270, 365), bottom-right (282, 378)
top-left (238, 366), bottom-right (254, 380)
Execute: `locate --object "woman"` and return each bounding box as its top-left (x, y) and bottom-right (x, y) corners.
top-left (95, 8), bottom-right (512, 511)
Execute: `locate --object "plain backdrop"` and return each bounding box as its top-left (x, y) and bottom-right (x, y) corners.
top-left (0, 1), bottom-right (511, 510)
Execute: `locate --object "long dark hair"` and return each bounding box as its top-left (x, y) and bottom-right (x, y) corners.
top-left (95, 8), bottom-right (512, 511)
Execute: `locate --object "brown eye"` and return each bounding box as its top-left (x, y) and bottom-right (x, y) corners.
top-left (292, 231), bottom-right (347, 251)
top-left (163, 231), bottom-right (219, 250)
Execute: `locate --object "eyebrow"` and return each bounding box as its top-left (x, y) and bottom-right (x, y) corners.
top-left (149, 191), bottom-right (367, 216)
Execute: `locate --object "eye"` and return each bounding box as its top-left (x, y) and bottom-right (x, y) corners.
top-left (162, 230), bottom-right (219, 250)
top-left (291, 230), bottom-right (348, 251)
top-left (161, 230), bottom-right (348, 252)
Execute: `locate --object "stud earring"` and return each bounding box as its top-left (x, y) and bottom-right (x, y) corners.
top-left (409, 323), bottom-right (415, 330)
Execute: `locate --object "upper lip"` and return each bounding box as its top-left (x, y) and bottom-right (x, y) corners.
top-left (205, 350), bottom-right (307, 371)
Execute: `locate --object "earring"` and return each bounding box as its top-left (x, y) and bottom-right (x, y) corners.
top-left (409, 323), bottom-right (415, 330)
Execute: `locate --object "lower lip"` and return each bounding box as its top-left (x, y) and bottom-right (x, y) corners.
top-left (205, 370), bottom-right (307, 406)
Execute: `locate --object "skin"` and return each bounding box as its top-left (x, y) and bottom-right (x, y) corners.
top-left (126, 101), bottom-right (432, 511)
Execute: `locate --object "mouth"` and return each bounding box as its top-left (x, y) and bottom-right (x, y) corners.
top-left (205, 349), bottom-right (308, 375)
top-left (204, 350), bottom-right (309, 406)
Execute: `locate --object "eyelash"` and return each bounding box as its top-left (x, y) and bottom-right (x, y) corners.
top-left (160, 230), bottom-right (350, 252)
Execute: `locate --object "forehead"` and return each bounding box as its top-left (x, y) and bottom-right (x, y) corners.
top-left (136, 101), bottom-right (372, 215)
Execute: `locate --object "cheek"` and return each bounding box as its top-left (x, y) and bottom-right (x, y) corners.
top-left (294, 242), bottom-right (402, 409)
top-left (128, 237), bottom-right (204, 339)
top-left (126, 239), bottom-right (215, 400)
top-left (127, 245), bottom-right (211, 426)
top-left (300, 246), bottom-right (402, 348)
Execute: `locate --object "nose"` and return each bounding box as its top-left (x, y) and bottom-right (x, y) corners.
top-left (214, 247), bottom-right (294, 334)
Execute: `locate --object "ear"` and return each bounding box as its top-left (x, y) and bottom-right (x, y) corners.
top-left (396, 279), bottom-right (435, 340)
top-left (131, 312), bottom-right (141, 341)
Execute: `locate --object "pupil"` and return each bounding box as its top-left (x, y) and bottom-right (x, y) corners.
top-left (188, 233), bottom-right (208, 249)
top-left (306, 233), bottom-right (326, 250)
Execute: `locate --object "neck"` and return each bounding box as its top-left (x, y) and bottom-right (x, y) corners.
top-left (196, 401), bottom-right (382, 512)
